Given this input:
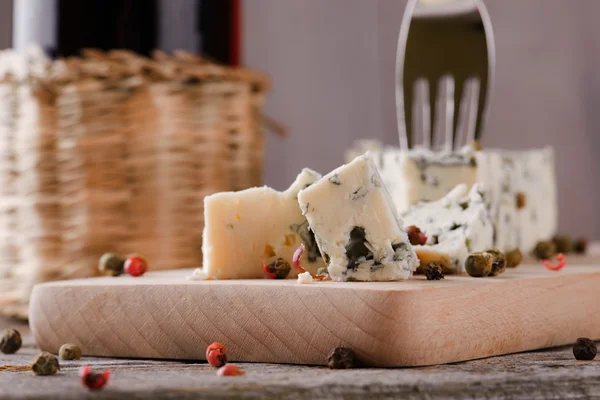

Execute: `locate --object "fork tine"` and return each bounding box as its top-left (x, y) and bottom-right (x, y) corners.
top-left (465, 78), bottom-right (480, 145)
top-left (412, 78), bottom-right (430, 148)
top-left (432, 75), bottom-right (455, 151)
top-left (455, 77), bottom-right (479, 149)
top-left (455, 78), bottom-right (480, 149)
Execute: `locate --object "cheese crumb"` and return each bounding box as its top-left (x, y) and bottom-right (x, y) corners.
top-left (297, 271), bottom-right (313, 284)
top-left (186, 268), bottom-right (211, 281)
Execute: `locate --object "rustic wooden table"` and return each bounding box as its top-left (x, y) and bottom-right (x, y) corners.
top-left (1, 316), bottom-right (599, 399)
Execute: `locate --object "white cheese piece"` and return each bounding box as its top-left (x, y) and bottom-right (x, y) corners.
top-left (202, 169), bottom-right (326, 279)
top-left (475, 149), bottom-right (558, 253)
top-left (402, 183), bottom-right (494, 273)
top-left (297, 271), bottom-right (313, 284)
top-left (186, 268), bottom-right (211, 281)
top-left (297, 154), bottom-right (419, 282)
top-left (374, 146), bottom-right (478, 214)
top-left (372, 146), bottom-right (557, 253)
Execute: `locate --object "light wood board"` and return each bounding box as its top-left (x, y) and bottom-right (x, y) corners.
top-left (28, 262), bottom-right (600, 367)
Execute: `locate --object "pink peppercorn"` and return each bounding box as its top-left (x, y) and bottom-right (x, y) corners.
top-left (124, 255), bottom-right (148, 277)
top-left (80, 366), bottom-right (110, 390)
top-left (206, 342), bottom-right (228, 368)
top-left (217, 364), bottom-right (245, 376)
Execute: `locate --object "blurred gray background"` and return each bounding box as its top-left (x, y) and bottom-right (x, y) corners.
top-left (1, 0), bottom-right (598, 239)
top-left (244, 0), bottom-right (600, 239)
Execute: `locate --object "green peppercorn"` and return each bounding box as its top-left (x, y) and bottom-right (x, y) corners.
top-left (99, 253), bottom-right (125, 276)
top-left (424, 263), bottom-right (444, 280)
top-left (485, 249), bottom-right (507, 276)
top-left (31, 352), bottom-right (60, 376)
top-left (533, 240), bottom-right (556, 260)
top-left (327, 347), bottom-right (355, 369)
top-left (465, 252), bottom-right (492, 277)
top-left (506, 248), bottom-right (522, 268)
top-left (573, 238), bottom-right (588, 254)
top-left (59, 343), bottom-right (82, 360)
top-left (0, 328), bottom-right (22, 354)
top-left (265, 258), bottom-right (291, 279)
top-left (552, 235), bottom-right (573, 254)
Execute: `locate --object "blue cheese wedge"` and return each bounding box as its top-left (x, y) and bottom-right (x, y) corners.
top-left (369, 146), bottom-right (557, 253)
top-left (202, 168), bottom-right (326, 279)
top-left (402, 184), bottom-right (494, 273)
top-left (297, 154), bottom-right (419, 282)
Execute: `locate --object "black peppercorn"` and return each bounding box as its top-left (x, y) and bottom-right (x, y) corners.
top-left (573, 238), bottom-right (588, 254)
top-left (573, 338), bottom-right (597, 361)
top-left (465, 252), bottom-right (492, 277)
top-left (533, 241), bottom-right (556, 260)
top-left (0, 328), bottom-right (22, 354)
top-left (485, 249), bottom-right (506, 276)
top-left (552, 235), bottom-right (573, 254)
top-left (98, 253), bottom-right (125, 276)
top-left (327, 347), bottom-right (355, 369)
top-left (59, 343), bottom-right (82, 360)
top-left (264, 258), bottom-right (291, 279)
top-left (31, 352), bottom-right (60, 376)
top-left (506, 248), bottom-right (522, 268)
top-left (424, 263), bottom-right (444, 280)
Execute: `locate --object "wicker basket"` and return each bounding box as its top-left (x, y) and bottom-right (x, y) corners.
top-left (0, 47), bottom-right (272, 319)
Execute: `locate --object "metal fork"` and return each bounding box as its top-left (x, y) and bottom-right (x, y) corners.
top-left (395, 0), bottom-right (495, 150)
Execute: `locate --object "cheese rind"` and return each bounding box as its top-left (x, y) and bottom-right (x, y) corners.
top-left (370, 146), bottom-right (557, 253)
top-left (402, 183), bottom-right (494, 273)
top-left (202, 169), bottom-right (326, 279)
top-left (297, 154), bottom-right (419, 282)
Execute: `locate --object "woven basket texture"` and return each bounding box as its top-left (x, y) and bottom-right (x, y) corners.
top-left (0, 47), bottom-right (270, 318)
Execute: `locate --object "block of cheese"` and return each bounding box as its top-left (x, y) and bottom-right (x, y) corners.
top-left (366, 146), bottom-right (557, 253)
top-left (202, 169), bottom-right (327, 279)
top-left (297, 154), bottom-right (419, 282)
top-left (401, 183), bottom-right (494, 273)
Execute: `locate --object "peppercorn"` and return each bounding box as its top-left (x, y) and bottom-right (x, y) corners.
top-left (406, 225), bottom-right (428, 246)
top-left (515, 192), bottom-right (527, 209)
top-left (0, 328), bottom-right (22, 354)
top-left (31, 352), bottom-right (60, 376)
top-left (573, 338), bottom-right (597, 361)
top-left (124, 255), bottom-right (148, 277)
top-left (424, 263), bottom-right (444, 281)
top-left (506, 248), bottom-right (522, 268)
top-left (465, 252), bottom-right (492, 277)
top-left (217, 364), bottom-right (245, 376)
top-left (552, 235), bottom-right (573, 254)
top-left (485, 249), bottom-right (507, 276)
top-left (573, 238), bottom-right (588, 254)
top-left (59, 343), bottom-right (82, 360)
top-left (327, 347), bottom-right (355, 369)
top-left (263, 258), bottom-right (291, 279)
top-left (206, 342), bottom-right (228, 368)
top-left (533, 240), bottom-right (556, 260)
top-left (80, 366), bottom-right (110, 390)
top-left (98, 253), bottom-right (125, 276)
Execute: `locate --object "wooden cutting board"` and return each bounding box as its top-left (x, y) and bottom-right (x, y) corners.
top-left (29, 261), bottom-right (600, 367)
